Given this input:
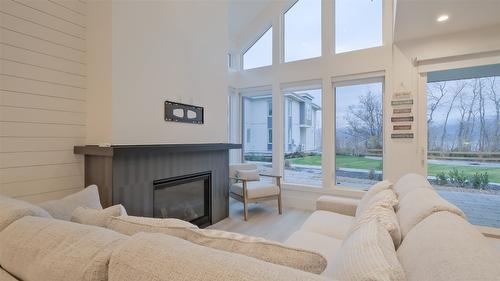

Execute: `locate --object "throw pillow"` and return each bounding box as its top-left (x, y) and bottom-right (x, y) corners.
top-left (39, 185), bottom-right (103, 221)
top-left (0, 195), bottom-right (52, 231)
top-left (71, 204), bottom-right (127, 227)
top-left (397, 188), bottom-right (466, 238)
top-left (356, 180), bottom-right (393, 216)
top-left (236, 169), bottom-right (260, 181)
top-left (331, 220), bottom-right (406, 281)
top-left (107, 215), bottom-right (199, 238)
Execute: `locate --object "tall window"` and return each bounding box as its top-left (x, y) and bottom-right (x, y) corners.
top-left (242, 94), bottom-right (273, 174)
top-left (243, 27), bottom-right (273, 70)
top-left (335, 0), bottom-right (382, 53)
top-left (283, 89), bottom-right (322, 186)
top-left (284, 0), bottom-right (322, 62)
top-left (427, 67), bottom-right (500, 228)
top-left (335, 80), bottom-right (383, 188)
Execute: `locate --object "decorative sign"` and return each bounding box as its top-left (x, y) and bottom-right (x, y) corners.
top-left (391, 90), bottom-right (414, 139)
top-left (164, 101), bottom-right (204, 124)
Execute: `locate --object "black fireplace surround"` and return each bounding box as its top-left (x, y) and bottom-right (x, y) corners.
top-left (153, 172), bottom-right (212, 227)
top-left (74, 143), bottom-right (242, 226)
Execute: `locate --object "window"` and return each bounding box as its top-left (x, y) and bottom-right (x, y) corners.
top-left (335, 0), bottom-right (382, 53)
top-left (427, 66), bottom-right (500, 228)
top-left (283, 89), bottom-right (322, 186)
top-left (335, 81), bottom-right (383, 188)
top-left (243, 27), bottom-right (273, 70)
top-left (242, 94), bottom-right (273, 174)
top-left (284, 0), bottom-right (321, 62)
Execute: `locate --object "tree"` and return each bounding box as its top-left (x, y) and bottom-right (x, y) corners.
top-left (344, 91), bottom-right (383, 153)
top-left (439, 81), bottom-right (466, 151)
top-left (487, 77), bottom-right (500, 151)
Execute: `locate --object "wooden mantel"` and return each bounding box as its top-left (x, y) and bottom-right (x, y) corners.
top-left (74, 143), bottom-right (242, 224)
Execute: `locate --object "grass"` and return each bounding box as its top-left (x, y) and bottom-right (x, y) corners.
top-left (290, 154), bottom-right (500, 183)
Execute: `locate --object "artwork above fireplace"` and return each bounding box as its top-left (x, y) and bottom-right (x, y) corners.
top-left (153, 172), bottom-right (212, 227)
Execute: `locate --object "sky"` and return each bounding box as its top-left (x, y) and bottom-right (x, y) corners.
top-left (243, 0), bottom-right (383, 69)
top-left (335, 82), bottom-right (383, 128)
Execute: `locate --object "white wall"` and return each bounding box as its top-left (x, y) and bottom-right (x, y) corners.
top-left (110, 0), bottom-right (229, 144)
top-left (0, 0), bottom-right (86, 202)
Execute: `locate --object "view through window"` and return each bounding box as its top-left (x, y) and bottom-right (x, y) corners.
top-left (242, 94), bottom-right (273, 174)
top-left (335, 81), bottom-right (383, 188)
top-left (335, 0), bottom-right (382, 53)
top-left (284, 0), bottom-right (321, 62)
top-left (427, 72), bottom-right (500, 227)
top-left (283, 89), bottom-right (322, 186)
top-left (243, 27), bottom-right (273, 70)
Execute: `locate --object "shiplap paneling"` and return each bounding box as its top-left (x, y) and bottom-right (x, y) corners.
top-left (0, 0), bottom-right (86, 201)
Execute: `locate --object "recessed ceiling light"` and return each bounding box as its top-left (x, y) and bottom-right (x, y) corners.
top-left (437, 14), bottom-right (449, 22)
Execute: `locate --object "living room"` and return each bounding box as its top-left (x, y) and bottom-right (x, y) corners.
top-left (1, 0), bottom-right (500, 280)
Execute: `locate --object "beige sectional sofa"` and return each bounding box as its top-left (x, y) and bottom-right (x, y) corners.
top-left (0, 174), bottom-right (499, 281)
top-left (285, 173), bottom-right (500, 281)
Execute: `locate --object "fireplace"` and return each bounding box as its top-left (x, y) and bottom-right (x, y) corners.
top-left (153, 172), bottom-right (212, 227)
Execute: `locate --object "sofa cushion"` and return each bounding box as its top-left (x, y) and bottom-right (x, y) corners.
top-left (71, 204), bottom-right (127, 227)
top-left (107, 215), bottom-right (198, 238)
top-left (230, 181), bottom-right (279, 198)
top-left (397, 211), bottom-right (500, 281)
top-left (331, 220), bottom-right (406, 281)
top-left (0, 267), bottom-right (19, 281)
top-left (397, 188), bottom-right (465, 238)
top-left (0, 216), bottom-right (127, 281)
top-left (0, 195), bottom-right (52, 231)
top-left (356, 180), bottom-right (393, 216)
top-left (285, 230), bottom-right (343, 277)
top-left (300, 210), bottom-right (354, 240)
top-left (316, 195), bottom-right (359, 216)
top-left (39, 185), bottom-right (103, 220)
top-left (392, 173), bottom-right (433, 201)
top-left (108, 232), bottom-right (331, 281)
top-left (184, 228), bottom-right (327, 274)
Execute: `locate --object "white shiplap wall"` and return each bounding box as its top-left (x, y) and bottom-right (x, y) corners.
top-left (0, 0), bottom-right (86, 203)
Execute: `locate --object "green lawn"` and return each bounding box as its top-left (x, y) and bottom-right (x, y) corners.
top-left (290, 155), bottom-right (500, 183)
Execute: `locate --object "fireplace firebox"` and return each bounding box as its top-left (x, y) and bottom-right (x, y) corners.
top-left (153, 172), bottom-right (212, 227)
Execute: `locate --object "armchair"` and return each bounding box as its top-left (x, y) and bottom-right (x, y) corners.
top-left (229, 163), bottom-right (282, 221)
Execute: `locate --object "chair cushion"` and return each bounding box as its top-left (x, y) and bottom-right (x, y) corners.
top-left (179, 228), bottom-right (327, 274)
top-left (236, 169), bottom-right (261, 181)
top-left (71, 204), bottom-right (127, 227)
top-left (356, 180), bottom-right (393, 216)
top-left (397, 188), bottom-right (465, 238)
top-left (397, 212), bottom-right (500, 281)
top-left (39, 185), bottom-right (103, 220)
top-left (300, 210), bottom-right (354, 240)
top-left (331, 220), bottom-right (406, 281)
top-left (230, 181), bottom-right (279, 199)
top-left (0, 216), bottom-right (128, 281)
top-left (285, 230), bottom-right (343, 277)
top-left (108, 232), bottom-right (331, 281)
top-left (0, 195), bottom-right (52, 231)
top-left (393, 173), bottom-right (433, 201)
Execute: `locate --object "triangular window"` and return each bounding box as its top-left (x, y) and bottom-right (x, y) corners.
top-left (243, 27), bottom-right (273, 70)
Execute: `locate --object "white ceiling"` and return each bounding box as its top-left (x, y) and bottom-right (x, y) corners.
top-left (228, 0), bottom-right (272, 39)
top-left (395, 0), bottom-right (500, 42)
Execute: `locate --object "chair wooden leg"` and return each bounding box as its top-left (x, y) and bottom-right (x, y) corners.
top-left (278, 194), bottom-right (282, 215)
top-left (243, 200), bottom-right (248, 221)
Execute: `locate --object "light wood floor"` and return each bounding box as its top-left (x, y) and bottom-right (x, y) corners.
top-left (208, 199), bottom-right (312, 242)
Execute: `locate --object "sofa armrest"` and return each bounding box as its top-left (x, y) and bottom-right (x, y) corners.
top-left (316, 196), bottom-right (359, 216)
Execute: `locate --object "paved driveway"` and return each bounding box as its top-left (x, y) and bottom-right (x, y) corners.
top-left (438, 190), bottom-right (500, 228)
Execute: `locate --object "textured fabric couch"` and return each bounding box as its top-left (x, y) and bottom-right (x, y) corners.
top-left (1, 174), bottom-right (499, 281)
top-left (284, 173), bottom-right (500, 281)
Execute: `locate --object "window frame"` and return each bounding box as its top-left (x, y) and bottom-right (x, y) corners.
top-left (332, 75), bottom-right (385, 189)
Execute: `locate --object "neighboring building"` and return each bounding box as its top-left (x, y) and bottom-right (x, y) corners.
top-left (243, 93), bottom-right (321, 155)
